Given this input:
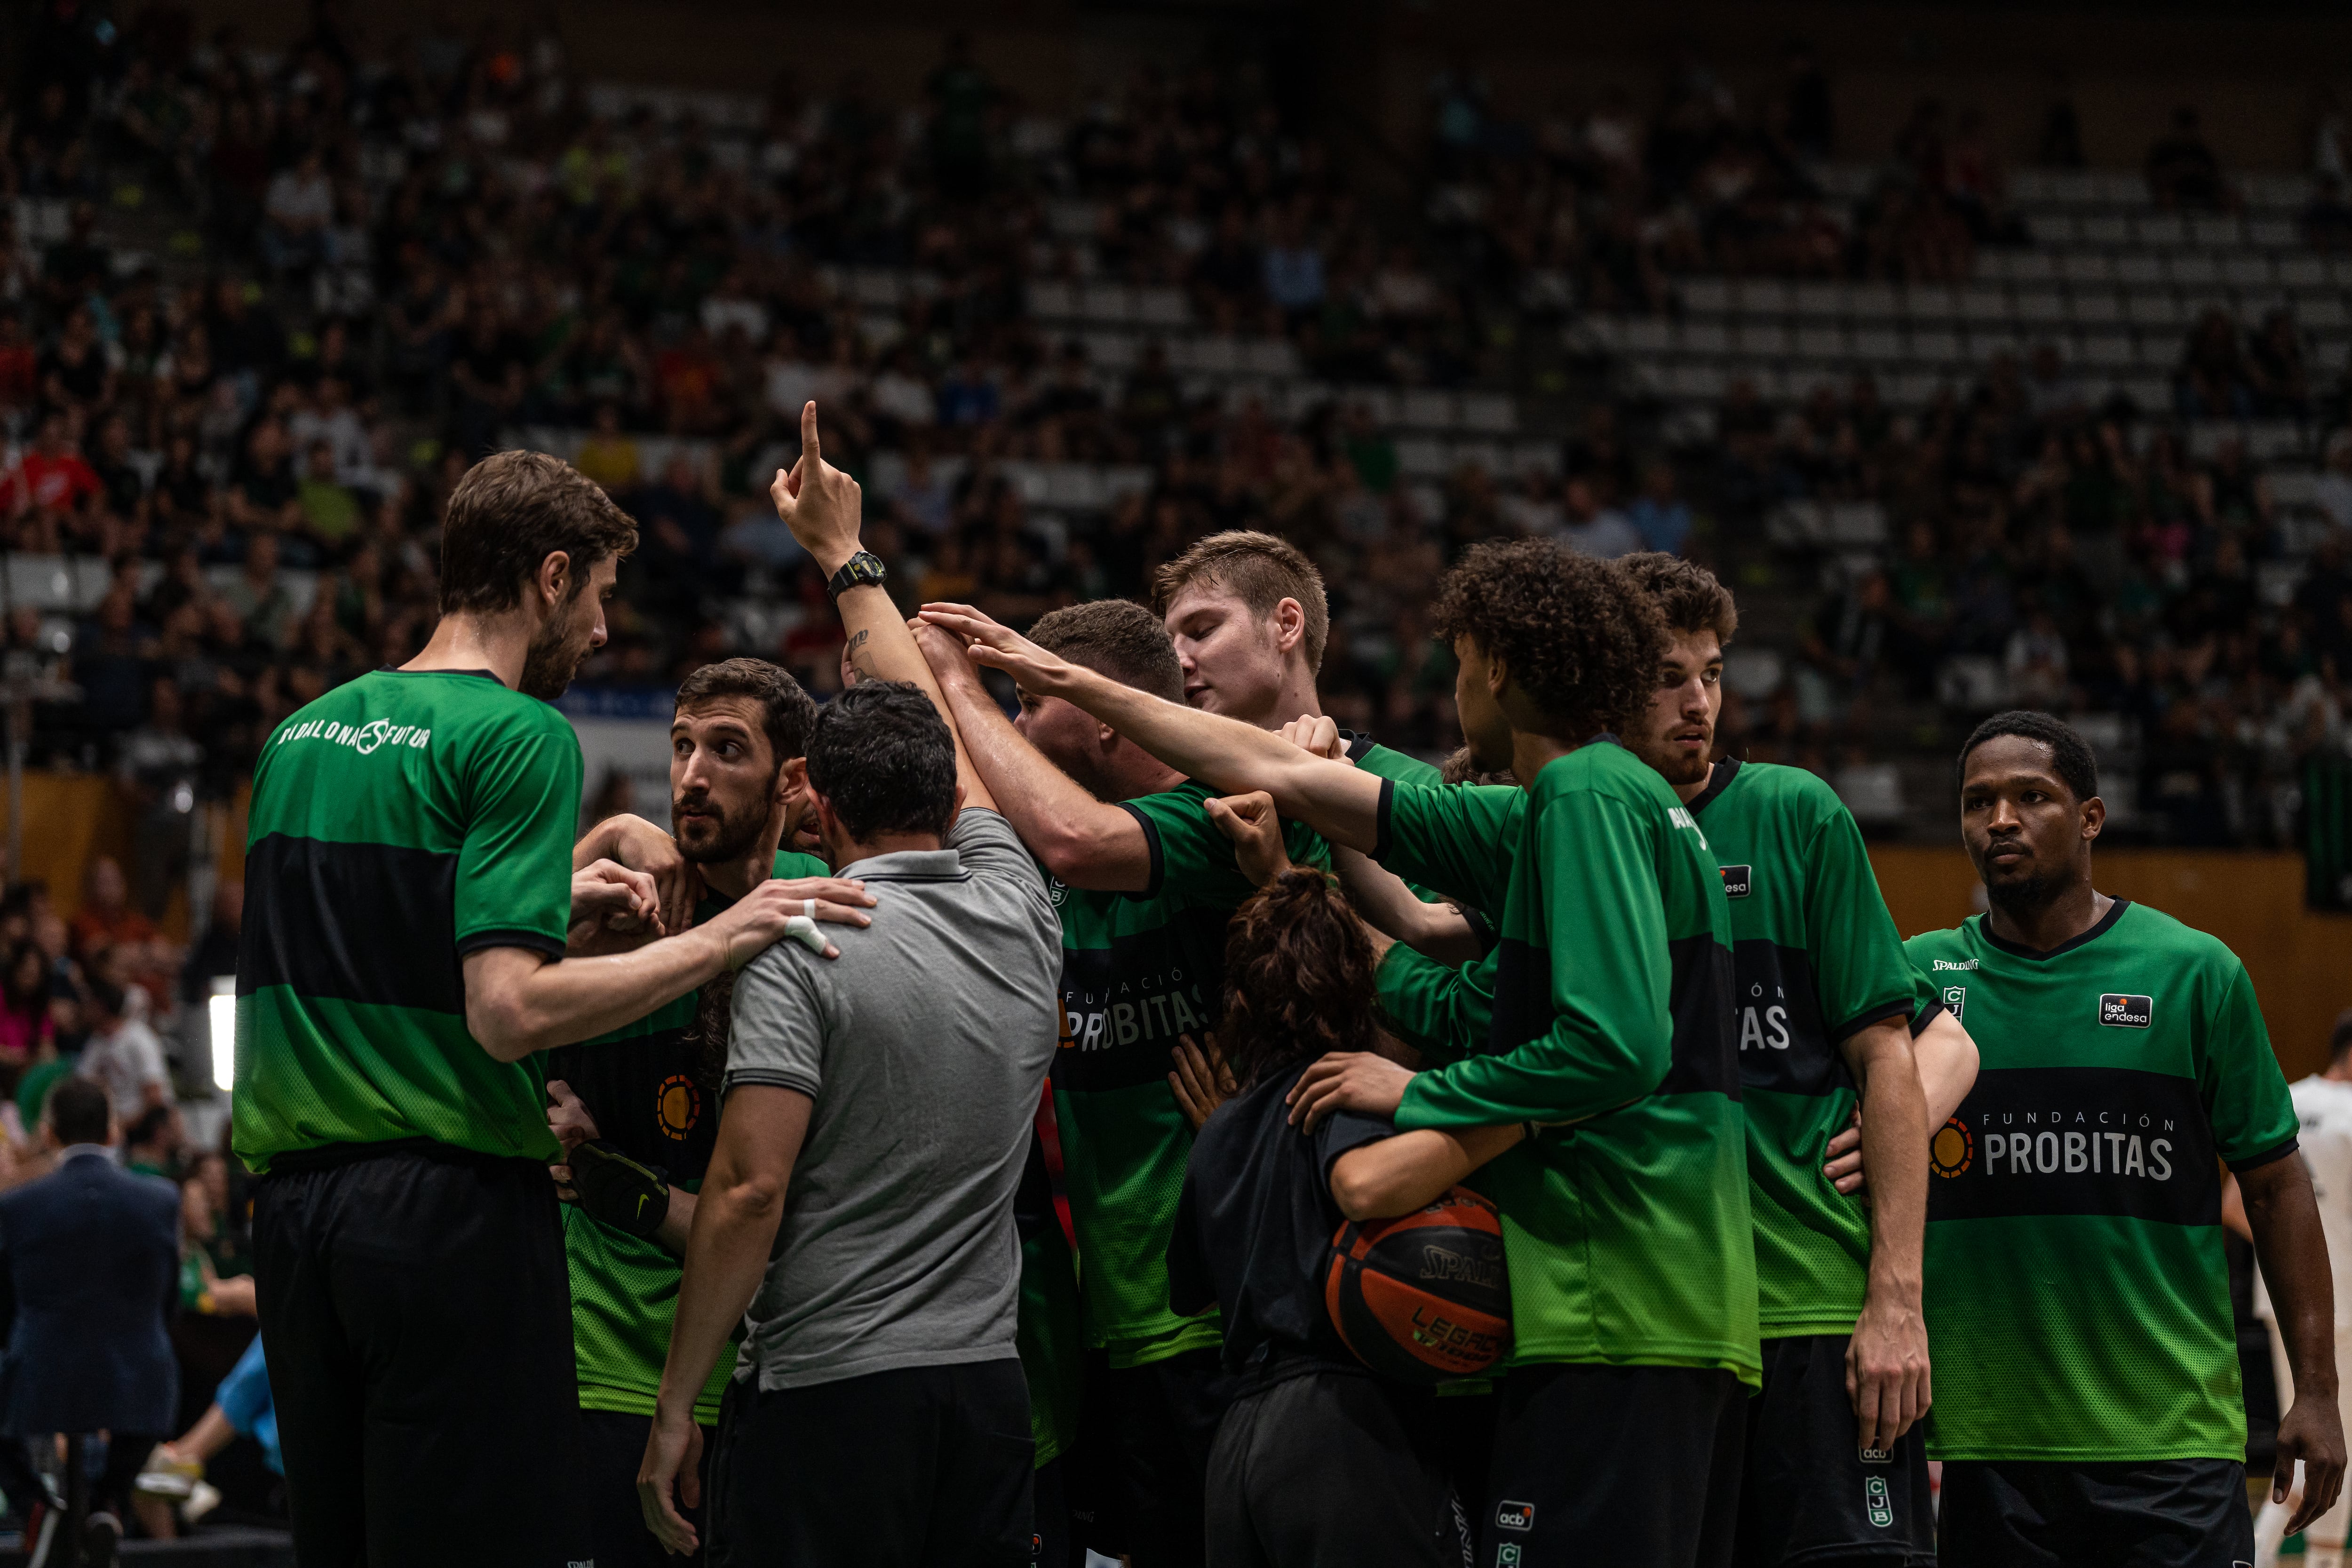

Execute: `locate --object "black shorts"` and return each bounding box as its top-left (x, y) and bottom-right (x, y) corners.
top-left (705, 1358), bottom-right (1034, 1567)
top-left (580, 1408), bottom-right (715, 1568)
top-left (1092, 1346), bottom-right (1231, 1567)
top-left (1735, 1335), bottom-right (1935, 1567)
top-left (1938, 1457), bottom-right (2257, 1568)
top-left (1204, 1369), bottom-right (1468, 1568)
top-left (252, 1141), bottom-right (591, 1568)
top-left (1482, 1362), bottom-right (1745, 1568)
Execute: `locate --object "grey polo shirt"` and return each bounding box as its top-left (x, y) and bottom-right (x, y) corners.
top-left (724, 807), bottom-right (1062, 1391)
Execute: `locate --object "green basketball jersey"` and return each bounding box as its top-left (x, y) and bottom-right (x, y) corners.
top-left (1905, 899), bottom-right (2298, 1461)
top-left (234, 669), bottom-right (582, 1173)
top-left (1370, 783), bottom-right (1519, 1064)
top-left (1376, 743), bottom-right (1759, 1384)
top-left (1049, 780), bottom-right (1323, 1363)
top-left (556, 850), bottom-right (829, 1425)
top-left (1687, 760), bottom-right (1915, 1337)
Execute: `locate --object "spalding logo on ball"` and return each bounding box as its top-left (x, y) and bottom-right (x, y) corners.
top-left (1325, 1187), bottom-right (1510, 1382)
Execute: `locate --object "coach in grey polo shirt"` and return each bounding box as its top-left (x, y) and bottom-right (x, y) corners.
top-left (638, 678), bottom-right (1061, 1565)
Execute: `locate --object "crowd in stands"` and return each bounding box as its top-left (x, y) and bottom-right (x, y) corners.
top-left (0, 0), bottom-right (2345, 925)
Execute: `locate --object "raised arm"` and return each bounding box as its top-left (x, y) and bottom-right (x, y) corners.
top-left (920, 603), bottom-right (1381, 851)
top-left (776, 402), bottom-right (993, 813)
top-left (913, 619), bottom-right (1154, 891)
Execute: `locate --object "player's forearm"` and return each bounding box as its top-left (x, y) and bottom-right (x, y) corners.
top-left (1335, 848), bottom-right (1480, 963)
top-left (1054, 665), bottom-right (1383, 850)
top-left (1912, 1008), bottom-right (1980, 1130)
top-left (1397, 1016), bottom-right (1666, 1130)
top-left (833, 581), bottom-right (995, 812)
top-left (935, 669), bottom-right (1146, 890)
top-left (1330, 1123), bottom-right (1524, 1220)
top-left (466, 930), bottom-right (731, 1061)
top-left (656, 1172), bottom-right (781, 1421)
top-left (1849, 1018), bottom-right (1929, 1302)
top-left (2246, 1157), bottom-right (2340, 1400)
top-left (1375, 945), bottom-right (1495, 1067)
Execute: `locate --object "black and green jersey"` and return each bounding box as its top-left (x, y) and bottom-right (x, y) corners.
top-left (1015, 1126), bottom-right (1084, 1466)
top-left (1376, 742), bottom-right (1757, 1384)
top-left (1905, 899), bottom-right (2298, 1462)
top-left (553, 850), bottom-right (828, 1425)
top-left (1343, 732), bottom-right (1442, 790)
top-left (1686, 759), bottom-right (1915, 1338)
top-left (234, 669), bottom-right (581, 1174)
top-left (1049, 779), bottom-right (1324, 1366)
top-left (1370, 783), bottom-right (1520, 1064)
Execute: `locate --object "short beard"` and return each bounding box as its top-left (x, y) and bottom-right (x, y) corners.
top-left (518, 615), bottom-right (593, 700)
top-left (1983, 869), bottom-right (2054, 919)
top-left (676, 804), bottom-right (768, 867)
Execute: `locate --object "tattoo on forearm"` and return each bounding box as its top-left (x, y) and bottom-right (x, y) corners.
top-left (846, 628), bottom-right (874, 678)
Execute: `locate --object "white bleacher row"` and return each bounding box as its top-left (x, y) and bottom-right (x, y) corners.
top-left (1809, 163), bottom-right (2323, 218)
top-left (1651, 273), bottom-right (2352, 329)
top-left (0, 551), bottom-right (321, 618)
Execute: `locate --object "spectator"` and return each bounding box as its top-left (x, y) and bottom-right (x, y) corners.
top-left (2177, 309), bottom-right (2255, 421)
top-left (1626, 460), bottom-right (1696, 556)
top-left (1557, 477), bottom-right (1642, 559)
top-left (77, 979), bottom-right (172, 1122)
top-left (0, 1076), bottom-right (183, 1562)
top-left (122, 1105), bottom-right (179, 1180)
top-left (573, 402), bottom-right (643, 493)
top-left (68, 859), bottom-right (158, 966)
top-left (134, 1331), bottom-right (281, 1540)
top-left (216, 529), bottom-right (298, 649)
top-left (0, 944), bottom-right (51, 1098)
top-left (260, 150), bottom-right (334, 280)
top-left (2315, 434), bottom-right (2352, 533)
top-left (2147, 106), bottom-right (2234, 212)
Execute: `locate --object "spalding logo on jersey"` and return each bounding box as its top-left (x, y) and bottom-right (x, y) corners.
top-left (2099, 994), bottom-right (2154, 1028)
top-left (1718, 864), bottom-right (1752, 899)
top-left (656, 1074), bottom-right (700, 1141)
top-left (1930, 1117), bottom-right (1973, 1178)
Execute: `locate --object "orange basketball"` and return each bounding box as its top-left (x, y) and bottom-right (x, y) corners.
top-left (1324, 1187), bottom-right (1510, 1383)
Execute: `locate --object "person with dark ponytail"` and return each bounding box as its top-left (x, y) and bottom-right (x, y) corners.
top-left (1164, 792), bottom-right (1523, 1568)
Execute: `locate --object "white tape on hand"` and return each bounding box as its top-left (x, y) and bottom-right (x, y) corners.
top-left (805, 898), bottom-right (818, 920)
top-left (784, 914), bottom-right (827, 954)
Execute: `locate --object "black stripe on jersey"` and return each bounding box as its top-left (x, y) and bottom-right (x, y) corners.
top-left (1929, 1065), bottom-right (2220, 1226)
top-left (1488, 931), bottom-right (1738, 1099)
top-left (1115, 799), bottom-right (1168, 901)
top-left (237, 833), bottom-right (466, 1013)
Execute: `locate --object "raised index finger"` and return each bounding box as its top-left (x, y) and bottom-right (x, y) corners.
top-left (800, 399), bottom-right (821, 468)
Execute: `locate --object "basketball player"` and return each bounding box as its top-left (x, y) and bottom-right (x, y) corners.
top-left (1616, 553), bottom-right (1975, 1568)
top-left (546, 657), bottom-right (875, 1568)
top-left (928, 537), bottom-right (1757, 1568)
top-left (1907, 712), bottom-right (2343, 1566)
top-left (234, 452), bottom-right (813, 1566)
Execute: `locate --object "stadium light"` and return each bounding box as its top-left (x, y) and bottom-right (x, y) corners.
top-left (210, 977), bottom-right (236, 1094)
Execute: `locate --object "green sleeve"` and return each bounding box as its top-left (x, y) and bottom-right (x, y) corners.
top-left (772, 850), bottom-right (831, 878)
top-left (1395, 786), bottom-right (1672, 1130)
top-left (1802, 802), bottom-right (1917, 1041)
top-left (1121, 785), bottom-right (1327, 906)
top-left (1375, 944), bottom-right (1494, 1066)
top-left (453, 713), bottom-right (583, 952)
top-left (2201, 960), bottom-right (2299, 1167)
top-left (1374, 781), bottom-right (1521, 912)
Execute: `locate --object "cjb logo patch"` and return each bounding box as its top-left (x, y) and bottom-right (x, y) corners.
top-left (1718, 864), bottom-right (1752, 899)
top-left (1495, 1501), bottom-right (1536, 1533)
top-left (2099, 994), bottom-right (2154, 1028)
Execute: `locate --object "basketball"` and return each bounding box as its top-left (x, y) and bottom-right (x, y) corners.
top-left (1324, 1187), bottom-right (1511, 1384)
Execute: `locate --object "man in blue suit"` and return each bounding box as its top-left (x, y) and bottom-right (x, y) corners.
top-left (0, 1075), bottom-right (181, 1566)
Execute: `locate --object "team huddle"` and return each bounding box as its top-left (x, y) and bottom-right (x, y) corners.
top-left (230, 403), bottom-right (2348, 1568)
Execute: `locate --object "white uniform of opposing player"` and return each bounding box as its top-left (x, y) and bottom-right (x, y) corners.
top-left (2256, 1073), bottom-right (2352, 1568)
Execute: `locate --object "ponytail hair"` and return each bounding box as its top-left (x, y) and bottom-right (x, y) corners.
top-left (1218, 870), bottom-right (1381, 1091)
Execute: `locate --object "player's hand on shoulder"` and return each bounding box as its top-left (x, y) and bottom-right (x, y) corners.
top-left (918, 602), bottom-right (1071, 693)
top-left (1286, 1050), bottom-right (1415, 1130)
top-left (1204, 791), bottom-right (1294, 888)
top-left (767, 876), bottom-right (877, 935)
top-left (1277, 714), bottom-right (1348, 761)
top-left (770, 401), bottom-right (863, 567)
top-left (709, 876), bottom-right (847, 963)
